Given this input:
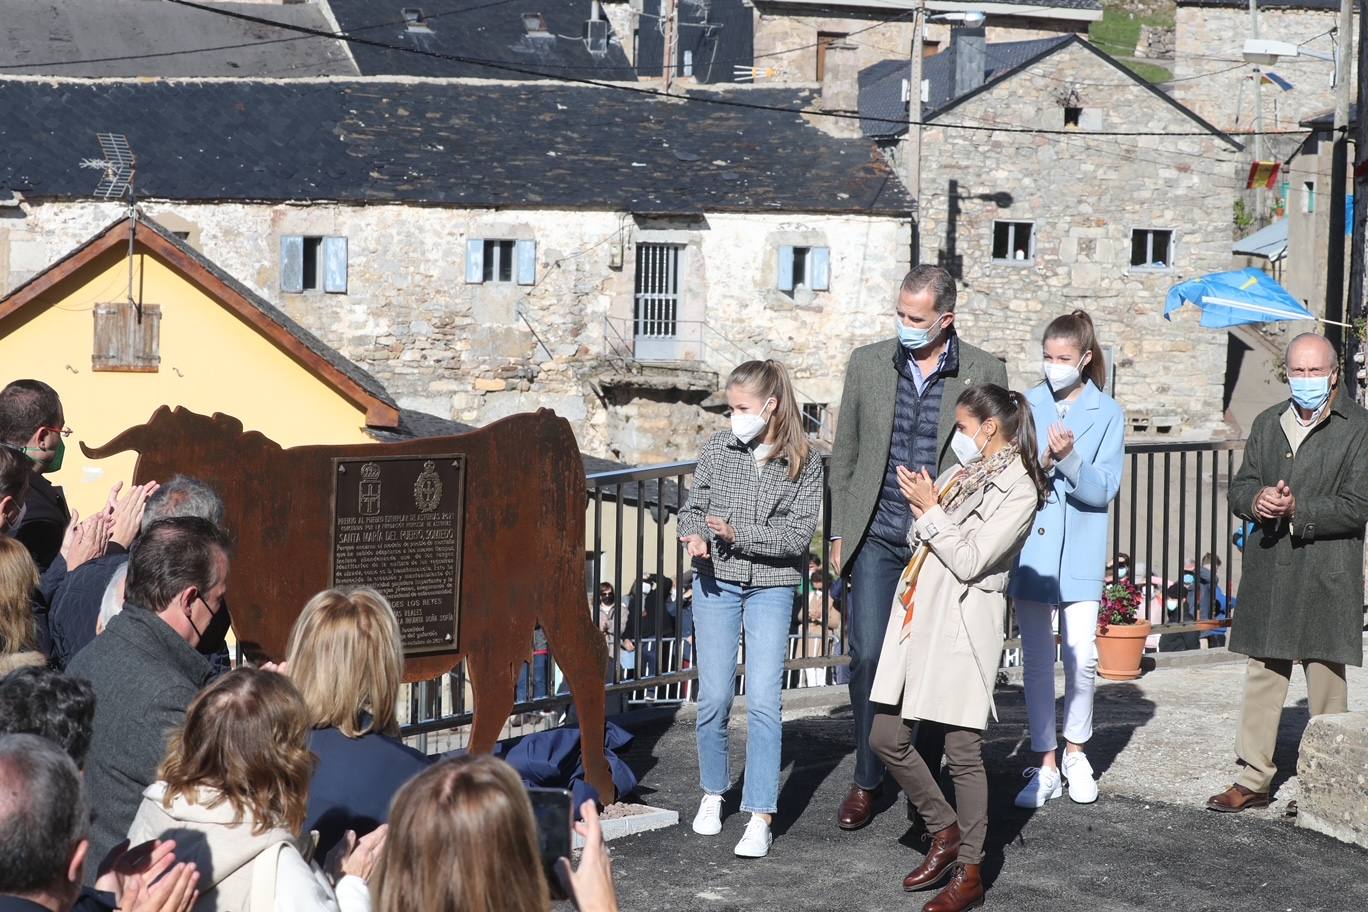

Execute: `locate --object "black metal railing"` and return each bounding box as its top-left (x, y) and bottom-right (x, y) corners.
top-left (401, 438), bottom-right (1246, 742)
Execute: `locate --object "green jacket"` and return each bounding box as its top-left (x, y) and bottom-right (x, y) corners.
top-left (1227, 392), bottom-right (1368, 666)
top-left (829, 334), bottom-right (1008, 564)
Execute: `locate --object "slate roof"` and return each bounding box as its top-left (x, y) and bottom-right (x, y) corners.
top-left (0, 214), bottom-right (398, 420)
top-left (858, 35), bottom-right (1241, 151)
top-left (327, 0), bottom-right (638, 81)
top-left (0, 80), bottom-right (910, 214)
top-left (0, 0), bottom-right (355, 78)
top-left (860, 36), bottom-right (1072, 138)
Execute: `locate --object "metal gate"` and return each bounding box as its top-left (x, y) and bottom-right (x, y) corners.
top-left (633, 243), bottom-right (682, 360)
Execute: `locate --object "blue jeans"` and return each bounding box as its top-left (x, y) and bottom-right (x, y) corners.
top-left (516, 653), bottom-right (550, 703)
top-left (848, 534), bottom-right (911, 790)
top-left (693, 574), bottom-right (793, 814)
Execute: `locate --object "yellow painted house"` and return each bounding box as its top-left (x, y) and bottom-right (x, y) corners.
top-left (0, 215), bottom-right (400, 515)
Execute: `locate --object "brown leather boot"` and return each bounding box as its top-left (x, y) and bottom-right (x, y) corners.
top-left (922, 863), bottom-right (984, 912)
top-left (902, 822), bottom-right (961, 891)
top-left (837, 785), bottom-right (879, 830)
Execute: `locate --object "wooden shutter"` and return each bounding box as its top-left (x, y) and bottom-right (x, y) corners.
top-left (777, 245), bottom-right (795, 291)
top-left (810, 246), bottom-right (830, 291)
top-left (280, 236), bottom-right (304, 293)
top-left (515, 239), bottom-right (537, 285)
top-left (466, 239), bottom-right (485, 284)
top-left (93, 302), bottom-right (161, 373)
top-left (323, 236), bottom-right (348, 293)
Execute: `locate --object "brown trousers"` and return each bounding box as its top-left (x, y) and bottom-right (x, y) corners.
top-left (870, 712), bottom-right (986, 865)
top-left (1235, 656), bottom-right (1349, 793)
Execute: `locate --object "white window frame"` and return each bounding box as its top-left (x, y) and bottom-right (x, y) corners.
top-left (466, 238), bottom-right (536, 285)
top-left (280, 235), bottom-right (347, 294)
top-left (990, 221), bottom-right (1035, 265)
top-left (1129, 227), bottom-right (1176, 271)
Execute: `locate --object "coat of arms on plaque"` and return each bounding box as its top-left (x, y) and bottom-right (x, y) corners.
top-left (413, 460), bottom-right (443, 513)
top-left (358, 463), bottom-right (382, 516)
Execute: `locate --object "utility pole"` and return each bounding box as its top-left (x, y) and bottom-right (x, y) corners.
top-left (661, 0), bottom-right (679, 92)
top-left (905, 0), bottom-right (927, 265)
top-left (1249, 0), bottom-right (1265, 225)
top-left (1325, 0), bottom-right (1354, 357)
top-left (1351, 0), bottom-right (1368, 405)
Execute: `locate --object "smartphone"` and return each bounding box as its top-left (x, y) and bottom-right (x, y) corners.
top-left (528, 786), bottom-right (574, 901)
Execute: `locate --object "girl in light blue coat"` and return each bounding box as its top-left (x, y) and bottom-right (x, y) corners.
top-left (1009, 310), bottom-right (1124, 808)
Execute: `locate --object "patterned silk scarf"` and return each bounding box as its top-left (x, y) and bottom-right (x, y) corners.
top-left (897, 445), bottom-right (1020, 642)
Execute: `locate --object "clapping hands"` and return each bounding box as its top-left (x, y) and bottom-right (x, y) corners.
top-left (1047, 422), bottom-right (1075, 463)
top-left (1254, 479), bottom-right (1295, 521)
top-left (896, 466), bottom-right (937, 518)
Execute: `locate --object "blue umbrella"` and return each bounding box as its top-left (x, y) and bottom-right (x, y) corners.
top-left (1164, 268), bottom-right (1322, 328)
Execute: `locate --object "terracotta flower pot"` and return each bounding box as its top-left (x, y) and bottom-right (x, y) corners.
top-left (1096, 620), bottom-right (1153, 681)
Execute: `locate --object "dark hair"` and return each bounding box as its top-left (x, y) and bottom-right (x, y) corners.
top-left (899, 265), bottom-right (957, 314)
top-left (0, 733), bottom-right (88, 895)
top-left (0, 381), bottom-right (61, 447)
top-left (955, 384), bottom-right (1051, 509)
top-left (0, 447), bottom-right (33, 506)
top-left (1042, 310), bottom-right (1107, 390)
top-left (141, 475), bottom-right (226, 535)
top-left (0, 668), bottom-right (96, 767)
top-left (125, 517), bottom-right (232, 613)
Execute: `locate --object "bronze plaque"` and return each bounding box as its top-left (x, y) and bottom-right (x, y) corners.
top-left (330, 455), bottom-right (465, 655)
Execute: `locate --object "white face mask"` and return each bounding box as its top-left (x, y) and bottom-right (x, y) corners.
top-left (730, 398), bottom-right (775, 445)
top-left (1042, 360), bottom-right (1082, 392)
top-left (950, 426), bottom-right (986, 465)
top-left (1165, 598), bottom-right (1180, 612)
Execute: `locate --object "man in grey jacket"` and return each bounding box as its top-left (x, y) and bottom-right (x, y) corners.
top-left (828, 265), bottom-right (1007, 829)
top-left (67, 516), bottom-right (231, 882)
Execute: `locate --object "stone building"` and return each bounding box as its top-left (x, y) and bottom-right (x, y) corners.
top-left (629, 0), bottom-right (1099, 85)
top-left (1278, 108), bottom-right (1354, 316)
top-left (0, 77), bottom-right (911, 466)
top-left (1172, 0), bottom-right (1356, 161)
top-left (860, 33), bottom-right (1244, 437)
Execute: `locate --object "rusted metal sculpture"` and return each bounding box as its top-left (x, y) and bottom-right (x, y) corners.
top-left (83, 406), bottom-right (615, 802)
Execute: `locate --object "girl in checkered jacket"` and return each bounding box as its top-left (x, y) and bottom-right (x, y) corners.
top-left (678, 359), bottom-right (824, 859)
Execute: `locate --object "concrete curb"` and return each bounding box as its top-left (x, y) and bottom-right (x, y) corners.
top-left (575, 805), bottom-right (679, 847)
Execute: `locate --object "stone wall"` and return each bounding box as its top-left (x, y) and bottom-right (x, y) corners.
top-left (751, 9), bottom-right (1087, 83)
top-left (1173, 7), bottom-right (1355, 161)
top-left (911, 40), bottom-right (1241, 437)
top-left (1, 201), bottom-right (910, 465)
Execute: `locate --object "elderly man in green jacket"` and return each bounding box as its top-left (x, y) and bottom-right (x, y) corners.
top-left (1208, 333), bottom-right (1368, 813)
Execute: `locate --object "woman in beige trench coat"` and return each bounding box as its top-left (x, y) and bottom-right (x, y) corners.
top-left (868, 385), bottom-right (1049, 912)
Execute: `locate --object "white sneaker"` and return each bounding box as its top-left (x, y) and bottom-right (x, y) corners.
top-left (733, 814), bottom-right (772, 858)
top-left (1014, 765), bottom-right (1063, 808)
top-left (691, 794), bottom-right (724, 836)
top-left (1062, 752), bottom-right (1099, 804)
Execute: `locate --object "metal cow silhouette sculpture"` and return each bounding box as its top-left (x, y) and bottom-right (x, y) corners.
top-left (83, 405), bottom-right (615, 802)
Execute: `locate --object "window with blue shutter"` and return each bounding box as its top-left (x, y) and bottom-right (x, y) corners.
top-left (777, 245), bottom-right (795, 292)
top-left (323, 236), bottom-right (348, 294)
top-left (280, 236), bottom-right (304, 293)
top-left (515, 239), bottom-right (537, 285)
top-left (778, 245), bottom-right (829, 294)
top-left (810, 246), bottom-right (830, 291)
top-left (466, 239), bottom-right (485, 284)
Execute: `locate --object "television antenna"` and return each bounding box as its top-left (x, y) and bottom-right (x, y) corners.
top-left (79, 134), bottom-right (142, 316)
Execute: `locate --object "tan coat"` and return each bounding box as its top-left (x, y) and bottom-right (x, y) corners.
top-left (870, 457), bottom-right (1038, 731)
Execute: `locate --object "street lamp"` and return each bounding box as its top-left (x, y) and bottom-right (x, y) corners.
top-left (1241, 18), bottom-right (1352, 353)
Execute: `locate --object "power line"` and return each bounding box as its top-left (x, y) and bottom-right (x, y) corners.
top-left (157, 0), bottom-right (1313, 141)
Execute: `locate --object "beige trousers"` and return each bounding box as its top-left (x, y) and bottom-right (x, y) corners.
top-left (1235, 656), bottom-right (1349, 792)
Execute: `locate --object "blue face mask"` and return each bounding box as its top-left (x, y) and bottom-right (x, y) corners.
top-left (1288, 376), bottom-right (1331, 412)
top-left (897, 315), bottom-right (944, 351)
top-left (1182, 573), bottom-right (1196, 587)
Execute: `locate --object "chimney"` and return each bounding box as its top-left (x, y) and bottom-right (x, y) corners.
top-left (817, 39), bottom-right (862, 138)
top-left (952, 26), bottom-right (987, 99)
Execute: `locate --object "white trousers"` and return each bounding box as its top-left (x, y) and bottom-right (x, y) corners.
top-left (1017, 599), bottom-right (1099, 753)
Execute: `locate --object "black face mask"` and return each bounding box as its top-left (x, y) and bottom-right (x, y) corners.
top-left (600, 593), bottom-right (614, 605)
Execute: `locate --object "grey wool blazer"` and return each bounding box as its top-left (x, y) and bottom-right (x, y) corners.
top-left (828, 334), bottom-right (1008, 565)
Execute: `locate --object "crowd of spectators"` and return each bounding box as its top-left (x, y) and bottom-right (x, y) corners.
top-left (0, 379), bottom-right (620, 912)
